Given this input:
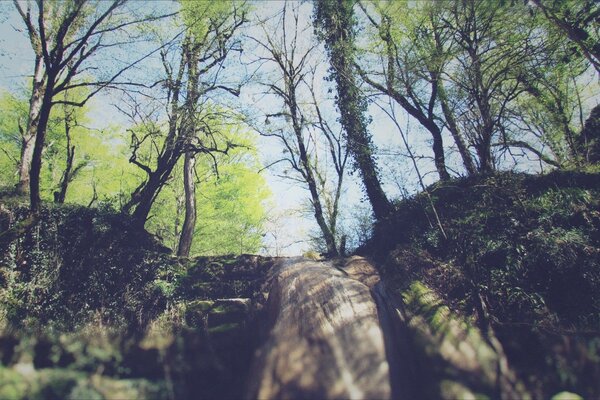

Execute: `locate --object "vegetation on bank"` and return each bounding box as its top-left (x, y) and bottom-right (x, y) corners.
top-left (0, 192), bottom-right (275, 399)
top-left (363, 171), bottom-right (600, 398)
top-left (0, 170), bottom-right (598, 398)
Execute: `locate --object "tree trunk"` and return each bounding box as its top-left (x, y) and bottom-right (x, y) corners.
top-left (17, 55), bottom-right (45, 195)
top-left (55, 111), bottom-right (75, 204)
top-left (177, 151), bottom-right (197, 257)
top-left (340, 86), bottom-right (392, 220)
top-left (476, 131), bottom-right (495, 173)
top-left (429, 124), bottom-right (451, 181)
top-left (438, 82), bottom-right (477, 175)
top-left (309, 179), bottom-right (338, 257)
top-left (315, 0), bottom-right (392, 221)
top-left (130, 170), bottom-right (169, 229)
top-left (54, 144), bottom-right (74, 204)
top-left (29, 72), bottom-right (56, 213)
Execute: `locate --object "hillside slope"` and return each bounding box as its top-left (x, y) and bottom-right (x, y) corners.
top-left (0, 171), bottom-right (599, 399)
top-left (362, 171), bottom-right (600, 398)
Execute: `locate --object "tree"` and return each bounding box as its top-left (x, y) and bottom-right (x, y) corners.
top-left (313, 0), bottom-right (392, 221)
top-left (357, 2), bottom-right (453, 180)
top-left (123, 1), bottom-right (247, 230)
top-left (249, 3), bottom-right (348, 256)
top-left (437, 0), bottom-right (538, 172)
top-left (358, 1), bottom-right (477, 177)
top-left (510, 38), bottom-right (591, 168)
top-left (0, 89), bottom-right (136, 206)
top-left (13, 0), bottom-right (172, 212)
top-left (530, 0), bottom-right (600, 74)
top-left (145, 128), bottom-right (270, 257)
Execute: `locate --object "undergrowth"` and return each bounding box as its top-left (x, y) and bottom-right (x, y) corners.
top-left (363, 171), bottom-right (600, 398)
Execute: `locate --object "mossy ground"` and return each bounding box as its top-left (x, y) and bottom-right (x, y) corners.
top-left (0, 195), bottom-right (273, 399)
top-left (363, 171), bottom-right (600, 398)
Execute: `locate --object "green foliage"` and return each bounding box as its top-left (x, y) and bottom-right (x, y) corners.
top-left (0, 201), bottom-right (170, 330)
top-left (0, 89), bottom-right (139, 206)
top-left (180, 0), bottom-right (241, 41)
top-left (0, 91), bottom-right (27, 188)
top-left (145, 126), bottom-right (270, 256)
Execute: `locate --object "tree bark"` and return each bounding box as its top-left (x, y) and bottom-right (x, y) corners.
top-left (438, 81), bottom-right (477, 175)
top-left (17, 55), bottom-right (45, 194)
top-left (177, 151), bottom-right (197, 257)
top-left (29, 72), bottom-right (56, 213)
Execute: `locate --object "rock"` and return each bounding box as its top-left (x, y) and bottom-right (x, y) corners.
top-left (246, 258), bottom-right (390, 400)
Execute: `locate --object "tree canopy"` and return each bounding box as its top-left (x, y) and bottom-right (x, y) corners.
top-left (0, 0), bottom-right (598, 255)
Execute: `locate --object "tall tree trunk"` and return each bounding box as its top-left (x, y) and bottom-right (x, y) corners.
top-left (177, 151), bottom-right (196, 257)
top-left (17, 55), bottom-right (45, 194)
top-left (438, 82), bottom-right (477, 175)
top-left (176, 37), bottom-right (201, 257)
top-left (55, 110), bottom-right (75, 204)
top-left (339, 78), bottom-right (392, 220)
top-left (29, 72), bottom-right (56, 213)
top-left (314, 0), bottom-right (391, 220)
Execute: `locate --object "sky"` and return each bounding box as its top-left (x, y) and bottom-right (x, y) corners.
top-left (0, 1), bottom-right (447, 256)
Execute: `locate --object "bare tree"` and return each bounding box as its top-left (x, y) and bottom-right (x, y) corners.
top-left (249, 3), bottom-right (348, 256)
top-left (123, 3), bottom-right (247, 233)
top-left (13, 0), bottom-right (174, 212)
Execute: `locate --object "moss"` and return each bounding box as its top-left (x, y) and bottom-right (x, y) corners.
top-left (551, 391), bottom-right (583, 400)
top-left (400, 281), bottom-right (529, 399)
top-left (371, 171), bottom-right (600, 398)
top-left (208, 322), bottom-right (240, 334)
top-left (0, 367), bottom-right (28, 400)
